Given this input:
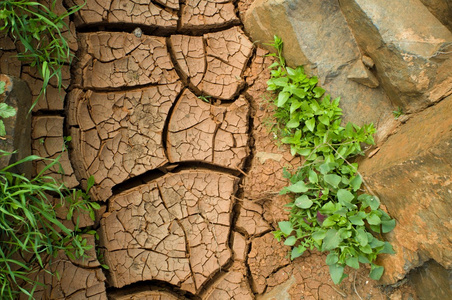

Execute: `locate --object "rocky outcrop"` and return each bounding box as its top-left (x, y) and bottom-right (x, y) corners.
top-left (339, 0), bottom-right (452, 113)
top-left (360, 95), bottom-right (452, 284)
top-left (243, 0), bottom-right (394, 129)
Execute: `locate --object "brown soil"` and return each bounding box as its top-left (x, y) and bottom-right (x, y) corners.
top-left (0, 0), bottom-right (417, 299)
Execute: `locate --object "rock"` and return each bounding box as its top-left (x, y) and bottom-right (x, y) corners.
top-left (419, 0), bottom-right (452, 32)
top-left (243, 0), bottom-right (394, 126)
top-left (339, 0), bottom-right (452, 113)
top-left (347, 60), bottom-right (380, 88)
top-left (409, 260), bottom-right (452, 300)
top-left (0, 75), bottom-right (32, 177)
top-left (359, 95), bottom-right (452, 284)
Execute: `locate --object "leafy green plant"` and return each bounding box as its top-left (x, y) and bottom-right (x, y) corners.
top-left (0, 0), bottom-right (84, 109)
top-left (0, 153), bottom-right (99, 299)
top-left (392, 107), bottom-right (404, 119)
top-left (268, 36), bottom-right (396, 284)
top-left (0, 100), bottom-right (16, 137)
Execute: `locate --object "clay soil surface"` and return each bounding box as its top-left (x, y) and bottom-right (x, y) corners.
top-left (11, 0), bottom-right (418, 299)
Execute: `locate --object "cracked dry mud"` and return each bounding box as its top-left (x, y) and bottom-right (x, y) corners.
top-left (23, 0), bottom-right (400, 299)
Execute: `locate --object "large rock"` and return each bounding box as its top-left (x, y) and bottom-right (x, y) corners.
top-left (0, 75), bottom-right (32, 177)
top-left (419, 0), bottom-right (452, 32)
top-left (339, 0), bottom-right (452, 113)
top-left (359, 95), bottom-right (452, 284)
top-left (409, 260), bottom-right (452, 300)
top-left (243, 0), bottom-right (394, 127)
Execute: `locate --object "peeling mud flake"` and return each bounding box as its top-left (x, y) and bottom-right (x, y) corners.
top-left (65, 0), bottom-right (178, 29)
top-left (180, 0), bottom-right (240, 32)
top-left (167, 90), bottom-right (249, 169)
top-left (75, 32), bottom-right (178, 89)
top-left (68, 83), bottom-right (181, 201)
top-left (99, 171), bottom-right (238, 294)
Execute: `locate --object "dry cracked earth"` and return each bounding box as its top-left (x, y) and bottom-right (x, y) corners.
top-left (19, 0), bottom-right (415, 299)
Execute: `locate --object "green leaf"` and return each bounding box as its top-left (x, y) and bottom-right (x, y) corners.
top-left (355, 228), bottom-right (368, 247)
top-left (286, 119), bottom-right (300, 128)
top-left (350, 174), bottom-right (362, 191)
top-left (0, 103), bottom-right (16, 118)
top-left (312, 229), bottom-right (327, 244)
top-left (291, 245), bottom-right (306, 260)
top-left (337, 189), bottom-right (354, 205)
top-left (369, 265), bottom-right (384, 280)
top-left (320, 201), bottom-right (336, 214)
top-left (287, 181), bottom-right (309, 193)
top-left (277, 91), bottom-right (290, 107)
top-left (326, 252), bottom-right (339, 265)
top-left (278, 221), bottom-right (294, 236)
top-left (319, 162), bottom-right (336, 175)
top-left (346, 256), bottom-right (359, 269)
top-left (329, 264), bottom-right (347, 284)
top-left (319, 115), bottom-right (330, 126)
top-left (322, 229), bottom-right (342, 251)
top-left (358, 255), bottom-right (370, 264)
top-left (359, 194), bottom-right (380, 210)
top-left (367, 213), bottom-right (381, 225)
top-left (324, 174), bottom-right (341, 188)
top-left (284, 235), bottom-right (297, 246)
top-left (306, 118), bottom-right (316, 132)
top-left (295, 195), bottom-right (313, 209)
top-left (297, 148), bottom-right (312, 156)
top-left (308, 169), bottom-right (318, 183)
top-left (381, 242), bottom-right (396, 254)
top-left (0, 120), bottom-right (5, 136)
top-left (349, 212), bottom-right (366, 226)
top-left (381, 219), bottom-right (396, 233)
top-left (313, 87), bottom-right (325, 98)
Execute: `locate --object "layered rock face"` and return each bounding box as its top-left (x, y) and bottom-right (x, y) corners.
top-left (244, 0), bottom-right (452, 291)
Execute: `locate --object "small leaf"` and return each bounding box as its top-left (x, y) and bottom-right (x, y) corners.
top-left (346, 256), bottom-right (359, 269)
top-left (291, 245), bottom-right (306, 260)
top-left (313, 87), bottom-right (325, 98)
top-left (0, 103), bottom-right (16, 118)
top-left (349, 212), bottom-right (366, 226)
top-left (326, 252), bottom-right (339, 265)
top-left (369, 265), bottom-right (384, 280)
top-left (286, 119), bottom-right (300, 128)
top-left (306, 118), bottom-right (316, 132)
top-left (278, 221), bottom-right (294, 236)
top-left (329, 264), bottom-right (347, 284)
top-left (295, 195), bottom-right (313, 209)
top-left (284, 236), bottom-right (297, 246)
top-left (297, 148), bottom-right (312, 156)
top-left (367, 213), bottom-right (381, 225)
top-left (359, 194), bottom-right (380, 210)
top-left (277, 92), bottom-right (290, 107)
top-left (308, 169), bottom-right (318, 183)
top-left (322, 229), bottom-right (342, 251)
top-left (324, 174), bottom-right (341, 188)
top-left (337, 189), bottom-right (354, 205)
top-left (0, 120), bottom-right (5, 136)
top-left (350, 174), bottom-right (362, 191)
top-left (287, 181), bottom-right (309, 193)
top-left (319, 115), bottom-right (330, 125)
top-left (355, 228), bottom-right (368, 247)
top-left (312, 229), bottom-right (327, 244)
top-left (381, 219), bottom-right (396, 233)
top-left (381, 242), bottom-right (396, 254)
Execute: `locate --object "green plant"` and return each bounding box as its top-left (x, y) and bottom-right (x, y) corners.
top-left (392, 107), bottom-right (404, 119)
top-left (0, 0), bottom-right (84, 109)
top-left (0, 153), bottom-right (99, 299)
top-left (0, 99), bottom-right (16, 137)
top-left (267, 36), bottom-right (395, 284)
